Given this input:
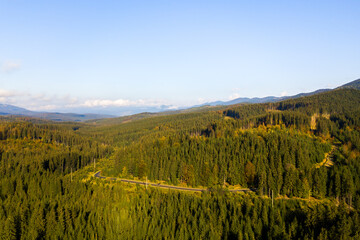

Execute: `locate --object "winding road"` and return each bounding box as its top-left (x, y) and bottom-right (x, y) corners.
top-left (94, 171), bottom-right (255, 193)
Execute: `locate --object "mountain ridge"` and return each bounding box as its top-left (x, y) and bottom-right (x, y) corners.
top-left (0, 104), bottom-right (114, 122)
top-left (1, 78), bottom-right (359, 121)
top-left (200, 78), bottom-right (360, 107)
top-left (200, 88), bottom-right (332, 106)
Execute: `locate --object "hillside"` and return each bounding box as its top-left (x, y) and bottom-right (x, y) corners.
top-left (0, 104), bottom-right (32, 115)
top-left (86, 104), bottom-right (224, 126)
top-left (0, 86), bottom-right (360, 239)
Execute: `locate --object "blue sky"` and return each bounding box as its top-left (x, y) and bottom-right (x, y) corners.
top-left (0, 1), bottom-right (359, 114)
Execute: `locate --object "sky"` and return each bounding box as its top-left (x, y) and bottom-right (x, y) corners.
top-left (0, 1), bottom-right (360, 115)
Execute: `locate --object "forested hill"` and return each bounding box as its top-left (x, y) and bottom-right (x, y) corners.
top-left (106, 88), bottom-right (360, 192)
top-left (224, 88), bottom-right (360, 122)
top-left (1, 87), bottom-right (360, 239)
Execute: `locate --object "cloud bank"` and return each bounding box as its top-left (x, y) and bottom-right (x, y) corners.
top-left (0, 88), bottom-right (180, 115)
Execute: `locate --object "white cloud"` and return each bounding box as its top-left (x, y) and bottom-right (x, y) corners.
top-left (81, 98), bottom-right (178, 108)
top-left (82, 99), bottom-right (133, 107)
top-left (167, 106), bottom-right (179, 110)
top-left (229, 93), bottom-right (241, 100)
top-left (197, 98), bottom-right (206, 104)
top-left (1, 61), bottom-right (21, 73)
top-left (32, 105), bottom-right (58, 111)
top-left (280, 91), bottom-right (288, 97)
top-left (0, 89), bottom-right (16, 97)
top-left (0, 88), bottom-right (180, 113)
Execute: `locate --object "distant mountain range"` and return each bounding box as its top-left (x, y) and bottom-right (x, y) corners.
top-left (0, 78), bottom-right (359, 121)
top-left (200, 88), bottom-right (331, 106)
top-left (0, 104), bottom-right (114, 122)
top-left (200, 78), bottom-right (360, 106)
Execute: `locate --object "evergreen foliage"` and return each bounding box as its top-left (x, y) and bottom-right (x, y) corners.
top-left (0, 88), bottom-right (360, 239)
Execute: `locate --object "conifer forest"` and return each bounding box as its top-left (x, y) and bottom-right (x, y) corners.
top-left (1, 88), bottom-right (360, 239)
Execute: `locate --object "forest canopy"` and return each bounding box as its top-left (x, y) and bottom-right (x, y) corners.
top-left (1, 88), bottom-right (360, 239)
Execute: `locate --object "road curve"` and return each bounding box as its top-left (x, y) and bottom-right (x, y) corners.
top-left (94, 171), bottom-right (255, 193)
